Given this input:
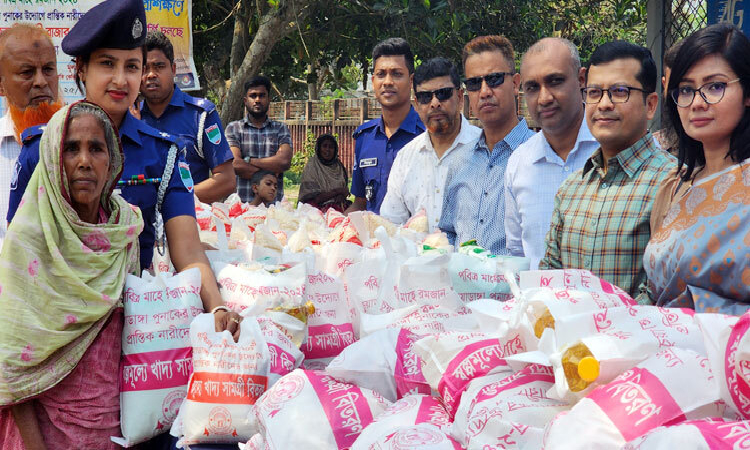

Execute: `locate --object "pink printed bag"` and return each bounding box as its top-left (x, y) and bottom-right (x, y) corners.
top-left (455, 364), bottom-right (568, 450)
top-left (256, 316), bottom-right (304, 386)
top-left (250, 369), bottom-right (391, 449)
top-left (326, 328), bottom-right (431, 402)
top-left (622, 418), bottom-right (750, 449)
top-left (414, 331), bottom-right (526, 417)
top-left (546, 305), bottom-right (707, 401)
top-left (302, 270), bottom-right (356, 362)
top-left (114, 269), bottom-right (204, 447)
top-left (171, 314), bottom-right (270, 448)
top-left (542, 348), bottom-right (721, 449)
top-left (351, 394), bottom-right (453, 449)
top-left (353, 424), bottom-right (462, 450)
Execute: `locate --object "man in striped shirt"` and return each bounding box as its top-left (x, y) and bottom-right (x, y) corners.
top-left (540, 41), bottom-right (676, 299)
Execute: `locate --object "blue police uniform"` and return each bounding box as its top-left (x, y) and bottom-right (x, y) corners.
top-left (140, 85), bottom-right (234, 184)
top-left (8, 113), bottom-right (196, 271)
top-left (350, 106), bottom-right (424, 214)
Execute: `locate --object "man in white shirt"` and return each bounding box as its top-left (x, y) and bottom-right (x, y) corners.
top-left (0, 24), bottom-right (60, 241)
top-left (504, 37), bottom-right (599, 268)
top-left (380, 57), bottom-right (481, 230)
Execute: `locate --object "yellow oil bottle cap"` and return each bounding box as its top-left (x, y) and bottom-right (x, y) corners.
top-left (577, 356), bottom-right (600, 382)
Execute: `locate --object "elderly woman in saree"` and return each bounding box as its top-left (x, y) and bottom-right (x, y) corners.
top-left (641, 23), bottom-right (750, 314)
top-left (298, 134), bottom-right (351, 212)
top-left (0, 101), bottom-right (143, 449)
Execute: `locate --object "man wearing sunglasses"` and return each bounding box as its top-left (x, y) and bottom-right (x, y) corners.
top-left (504, 38), bottom-right (599, 269)
top-left (438, 35), bottom-right (534, 254)
top-left (345, 38), bottom-right (425, 215)
top-left (380, 57), bottom-right (481, 229)
top-left (540, 41), bottom-right (676, 299)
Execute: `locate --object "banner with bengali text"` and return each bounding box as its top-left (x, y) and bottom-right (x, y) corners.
top-left (0, 0), bottom-right (200, 114)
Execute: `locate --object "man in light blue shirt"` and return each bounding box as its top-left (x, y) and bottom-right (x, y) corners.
top-left (504, 38), bottom-right (599, 268)
top-left (439, 35), bottom-right (535, 254)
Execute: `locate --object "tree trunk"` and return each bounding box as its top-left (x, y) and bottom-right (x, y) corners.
top-left (229, 0), bottom-right (251, 78)
top-left (361, 57), bottom-right (369, 92)
top-left (220, 0), bottom-right (312, 124)
top-left (306, 62), bottom-right (318, 100)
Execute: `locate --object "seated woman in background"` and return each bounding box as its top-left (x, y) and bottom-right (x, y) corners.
top-left (249, 170), bottom-right (279, 207)
top-left (0, 102), bottom-right (143, 449)
top-left (298, 134), bottom-right (351, 212)
top-left (641, 23), bottom-right (750, 314)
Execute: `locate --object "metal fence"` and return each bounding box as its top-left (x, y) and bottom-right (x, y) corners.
top-left (269, 94), bottom-right (535, 175)
top-left (667, 0), bottom-right (708, 47)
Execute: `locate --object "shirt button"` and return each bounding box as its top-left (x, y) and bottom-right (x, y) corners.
top-left (564, 166), bottom-right (570, 172)
top-left (479, 219), bottom-right (484, 224)
top-left (484, 192), bottom-right (489, 196)
top-left (601, 182), bottom-right (608, 189)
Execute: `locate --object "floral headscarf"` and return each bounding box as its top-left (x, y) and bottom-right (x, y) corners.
top-left (0, 101), bottom-right (143, 404)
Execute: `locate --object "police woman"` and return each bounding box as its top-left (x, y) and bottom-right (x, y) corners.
top-left (7, 0), bottom-right (241, 343)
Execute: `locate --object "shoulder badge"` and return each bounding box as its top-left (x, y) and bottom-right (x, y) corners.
top-left (205, 124), bottom-right (221, 145)
top-left (132, 18), bottom-right (143, 40)
top-left (178, 161), bottom-right (194, 193)
top-left (10, 160), bottom-right (21, 190)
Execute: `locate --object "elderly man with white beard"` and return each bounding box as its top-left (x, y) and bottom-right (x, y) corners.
top-left (0, 24), bottom-right (62, 241)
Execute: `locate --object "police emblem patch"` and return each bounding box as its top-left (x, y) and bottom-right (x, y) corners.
top-left (205, 124), bottom-right (221, 145)
top-left (178, 162), bottom-right (194, 193)
top-left (10, 160), bottom-right (21, 191)
top-left (132, 18), bottom-right (143, 40)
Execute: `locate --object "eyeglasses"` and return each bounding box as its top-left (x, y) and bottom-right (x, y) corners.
top-left (464, 72), bottom-right (512, 92)
top-left (670, 79), bottom-right (741, 107)
top-left (415, 87), bottom-right (456, 105)
top-left (581, 86), bottom-right (647, 104)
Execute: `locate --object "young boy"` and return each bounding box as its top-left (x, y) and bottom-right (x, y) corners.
top-left (249, 170), bottom-right (279, 206)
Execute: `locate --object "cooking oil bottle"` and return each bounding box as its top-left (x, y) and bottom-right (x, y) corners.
top-left (534, 307), bottom-right (556, 338)
top-left (562, 341), bottom-right (600, 392)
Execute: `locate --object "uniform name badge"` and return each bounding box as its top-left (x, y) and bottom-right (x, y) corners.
top-left (359, 157), bottom-right (378, 168)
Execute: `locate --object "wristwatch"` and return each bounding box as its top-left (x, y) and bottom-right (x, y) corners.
top-left (244, 156), bottom-right (251, 164)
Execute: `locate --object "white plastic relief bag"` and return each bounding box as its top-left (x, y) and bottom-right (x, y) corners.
top-left (303, 270), bottom-right (356, 361)
top-left (251, 369), bottom-right (391, 449)
top-left (455, 364), bottom-right (568, 450)
top-left (449, 253), bottom-right (529, 304)
top-left (326, 328), bottom-right (431, 402)
top-left (114, 268), bottom-right (204, 447)
top-left (542, 347), bottom-right (720, 450)
top-left (171, 314), bottom-right (270, 448)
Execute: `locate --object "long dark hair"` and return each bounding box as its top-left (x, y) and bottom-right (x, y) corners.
top-left (666, 23), bottom-right (750, 181)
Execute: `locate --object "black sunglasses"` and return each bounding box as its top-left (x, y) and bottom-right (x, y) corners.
top-left (464, 72), bottom-right (512, 91)
top-left (415, 87), bottom-right (456, 105)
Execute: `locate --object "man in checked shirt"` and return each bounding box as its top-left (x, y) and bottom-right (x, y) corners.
top-left (539, 41), bottom-right (676, 299)
top-left (226, 75), bottom-right (292, 203)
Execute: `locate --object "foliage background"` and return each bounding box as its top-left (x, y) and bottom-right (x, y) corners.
top-left (191, 0), bottom-right (650, 120)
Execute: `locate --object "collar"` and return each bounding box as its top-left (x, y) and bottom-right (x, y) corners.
top-left (419, 115), bottom-right (477, 156)
top-left (0, 111), bottom-right (14, 139)
top-left (376, 106), bottom-right (424, 135)
top-left (531, 117), bottom-right (597, 164)
top-left (583, 132), bottom-right (656, 179)
top-left (476, 118), bottom-right (531, 154)
top-left (243, 114), bottom-right (271, 128)
top-left (141, 85), bottom-right (184, 118)
top-left (119, 111), bottom-right (143, 146)
top-left (167, 84), bottom-right (186, 107)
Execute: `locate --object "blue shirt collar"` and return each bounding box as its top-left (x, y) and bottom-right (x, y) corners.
top-left (167, 84), bottom-right (187, 107)
top-left (141, 85), bottom-right (184, 119)
top-left (475, 118), bottom-right (531, 153)
top-left (531, 117), bottom-right (597, 164)
top-left (376, 106), bottom-right (424, 136)
top-left (119, 111), bottom-right (143, 146)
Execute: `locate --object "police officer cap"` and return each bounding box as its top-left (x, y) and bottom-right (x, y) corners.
top-left (62, 0), bottom-right (146, 56)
